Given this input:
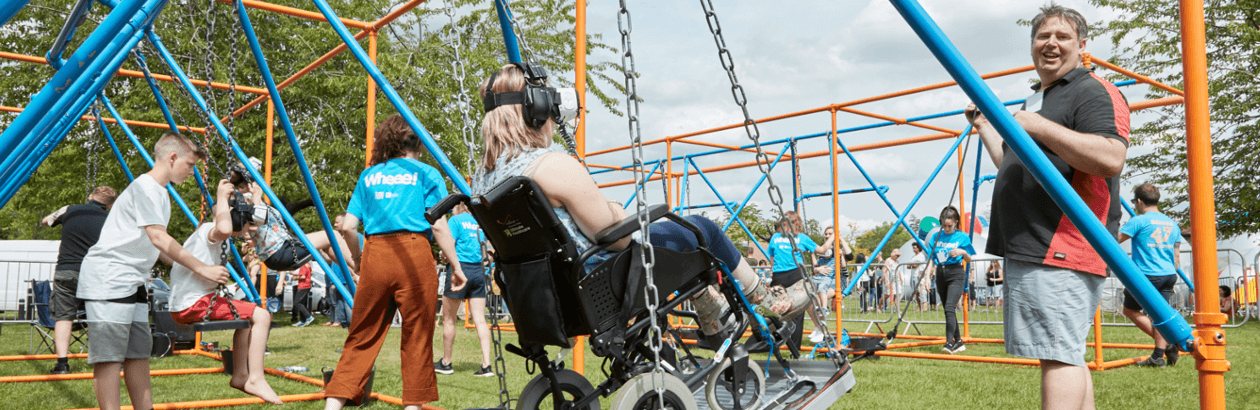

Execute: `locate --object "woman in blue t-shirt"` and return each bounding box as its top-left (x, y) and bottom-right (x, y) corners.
top-left (926, 206), bottom-right (975, 354)
top-left (324, 115), bottom-right (467, 410)
top-left (767, 211), bottom-right (830, 350)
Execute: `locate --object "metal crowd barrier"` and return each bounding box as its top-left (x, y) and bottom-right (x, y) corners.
top-left (0, 259), bottom-right (57, 325)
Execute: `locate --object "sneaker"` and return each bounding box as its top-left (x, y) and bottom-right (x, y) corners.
top-left (50, 362), bottom-right (69, 375)
top-left (473, 365), bottom-right (494, 377)
top-left (942, 342), bottom-right (954, 354)
top-left (951, 342), bottom-right (966, 354)
top-left (303, 317), bottom-right (315, 326)
top-left (809, 331), bottom-right (826, 344)
top-left (434, 360), bottom-right (454, 375)
top-left (1135, 356), bottom-right (1167, 368)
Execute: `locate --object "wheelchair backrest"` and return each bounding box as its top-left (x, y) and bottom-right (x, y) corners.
top-left (469, 176), bottom-right (578, 264)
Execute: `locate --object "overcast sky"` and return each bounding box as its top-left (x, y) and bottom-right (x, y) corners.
top-left (565, 0), bottom-right (1161, 237)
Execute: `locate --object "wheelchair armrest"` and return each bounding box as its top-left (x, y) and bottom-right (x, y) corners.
top-left (425, 194), bottom-right (470, 224)
top-left (593, 204), bottom-right (669, 245)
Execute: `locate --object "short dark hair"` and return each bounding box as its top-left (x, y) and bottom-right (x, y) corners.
top-left (1134, 183), bottom-right (1160, 205)
top-left (1030, 3), bottom-right (1088, 40)
top-left (912, 242), bottom-right (922, 252)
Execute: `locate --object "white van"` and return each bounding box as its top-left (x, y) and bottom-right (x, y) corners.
top-left (0, 240), bottom-right (59, 319)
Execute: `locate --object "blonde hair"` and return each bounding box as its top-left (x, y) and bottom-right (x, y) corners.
top-left (153, 132), bottom-right (206, 160)
top-left (89, 186), bottom-right (117, 207)
top-left (478, 64), bottom-right (555, 171)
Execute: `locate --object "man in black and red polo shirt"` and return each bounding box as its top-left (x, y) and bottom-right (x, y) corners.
top-left (965, 5), bottom-right (1129, 409)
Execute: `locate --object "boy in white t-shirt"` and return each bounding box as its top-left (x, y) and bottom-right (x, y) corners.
top-left (168, 179), bottom-right (282, 405)
top-left (77, 132), bottom-right (229, 410)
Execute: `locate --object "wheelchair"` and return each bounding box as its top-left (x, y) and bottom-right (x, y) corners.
top-left (430, 176), bottom-right (854, 410)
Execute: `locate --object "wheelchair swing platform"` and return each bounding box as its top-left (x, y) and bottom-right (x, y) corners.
top-left (695, 358), bottom-right (856, 410)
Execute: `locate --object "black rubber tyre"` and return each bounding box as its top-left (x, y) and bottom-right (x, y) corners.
top-left (516, 369), bottom-right (600, 410)
top-left (609, 372), bottom-right (697, 410)
top-left (705, 358), bottom-right (765, 410)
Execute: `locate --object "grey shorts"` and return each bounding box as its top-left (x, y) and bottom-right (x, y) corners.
top-left (85, 301), bottom-right (151, 364)
top-left (51, 270), bottom-right (84, 321)
top-left (1003, 259), bottom-right (1104, 367)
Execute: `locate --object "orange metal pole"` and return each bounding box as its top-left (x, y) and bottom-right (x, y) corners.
top-left (1179, 1), bottom-right (1229, 409)
top-left (1094, 307), bottom-right (1104, 369)
top-left (0, 353), bottom-right (89, 362)
top-left (214, 0), bottom-right (371, 29)
top-left (837, 106), bottom-right (962, 136)
top-left (673, 138), bottom-right (767, 155)
top-left (0, 105), bottom-right (207, 133)
top-left (0, 367), bottom-right (222, 383)
top-left (0, 52), bottom-right (269, 94)
top-left (574, 0), bottom-right (587, 158)
top-left (575, 336), bottom-right (586, 377)
top-left (1090, 58), bottom-right (1185, 97)
top-left (666, 141), bottom-right (673, 208)
top-left (69, 393), bottom-right (327, 410)
top-left (260, 100), bottom-right (275, 296)
top-left (365, 30), bottom-right (379, 167)
top-left (830, 109), bottom-right (843, 334)
top-left (957, 143), bottom-right (969, 339)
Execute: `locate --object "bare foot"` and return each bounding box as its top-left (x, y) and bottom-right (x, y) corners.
top-left (243, 378), bottom-right (285, 405)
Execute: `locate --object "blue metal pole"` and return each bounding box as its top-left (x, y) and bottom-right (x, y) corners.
top-left (681, 155), bottom-right (690, 212)
top-left (790, 140), bottom-right (799, 212)
top-left (145, 31), bottom-right (354, 305)
top-left (237, 1), bottom-right (356, 295)
top-left (0, 0), bottom-right (32, 28)
top-left (720, 142), bottom-right (793, 233)
top-left (91, 105), bottom-right (134, 181)
top-left (492, 0), bottom-right (524, 64)
top-left (888, 0), bottom-right (1192, 349)
top-left (126, 49), bottom-right (215, 211)
top-left (799, 186), bottom-right (888, 199)
top-left (0, 1), bottom-right (164, 207)
top-left (621, 162), bottom-right (664, 209)
top-left (0, 0), bottom-right (149, 167)
top-left (841, 126), bottom-right (971, 297)
top-left (100, 95), bottom-right (261, 304)
top-left (689, 158), bottom-right (772, 268)
top-left (308, 0), bottom-right (471, 196)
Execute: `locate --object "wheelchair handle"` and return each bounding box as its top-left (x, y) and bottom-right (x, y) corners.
top-left (425, 193), bottom-right (470, 224)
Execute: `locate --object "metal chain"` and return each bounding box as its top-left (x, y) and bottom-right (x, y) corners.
top-left (697, 0), bottom-right (839, 357)
top-left (617, 1), bottom-right (664, 406)
top-left (225, 0), bottom-right (241, 137)
top-left (85, 102), bottom-right (103, 197)
top-left (500, 0), bottom-right (536, 66)
top-left (446, 8), bottom-right (478, 175)
top-left (133, 50), bottom-right (191, 134)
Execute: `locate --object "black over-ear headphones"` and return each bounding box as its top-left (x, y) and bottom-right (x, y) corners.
top-left (482, 62), bottom-right (580, 130)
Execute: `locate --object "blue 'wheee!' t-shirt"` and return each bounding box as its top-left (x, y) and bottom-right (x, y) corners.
top-left (769, 233), bottom-right (818, 273)
top-left (929, 230), bottom-right (976, 266)
top-left (346, 158), bottom-right (448, 235)
top-left (1120, 212), bottom-right (1182, 277)
top-left (448, 213), bottom-right (485, 263)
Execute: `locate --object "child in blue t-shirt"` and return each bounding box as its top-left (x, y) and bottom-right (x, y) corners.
top-left (926, 206), bottom-right (975, 354)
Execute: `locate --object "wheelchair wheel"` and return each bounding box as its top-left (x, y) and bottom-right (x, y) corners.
top-left (704, 358), bottom-right (765, 410)
top-left (609, 372), bottom-right (696, 410)
top-left (517, 369), bottom-right (599, 410)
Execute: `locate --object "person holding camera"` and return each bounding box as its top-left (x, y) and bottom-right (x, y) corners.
top-left (168, 179), bottom-right (282, 405)
top-left (228, 158), bottom-right (358, 274)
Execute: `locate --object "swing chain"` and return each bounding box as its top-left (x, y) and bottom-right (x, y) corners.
top-left (500, 0), bottom-right (536, 65)
top-left (617, 1), bottom-right (665, 406)
top-left (445, 7), bottom-right (478, 175)
top-left (699, 0), bottom-right (841, 359)
top-left (225, 0), bottom-right (242, 137)
top-left (132, 50), bottom-right (191, 135)
top-left (85, 101), bottom-right (103, 197)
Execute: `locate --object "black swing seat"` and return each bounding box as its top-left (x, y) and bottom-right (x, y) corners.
top-left (191, 319), bottom-right (251, 332)
top-left (426, 176), bottom-right (719, 354)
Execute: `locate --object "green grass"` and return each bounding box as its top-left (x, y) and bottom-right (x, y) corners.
top-left (0, 309), bottom-right (1255, 409)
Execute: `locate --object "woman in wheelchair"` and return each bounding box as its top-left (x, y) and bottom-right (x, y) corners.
top-left (471, 64), bottom-right (811, 341)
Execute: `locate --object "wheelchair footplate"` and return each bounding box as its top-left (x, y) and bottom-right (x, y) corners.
top-left (694, 357), bottom-right (855, 410)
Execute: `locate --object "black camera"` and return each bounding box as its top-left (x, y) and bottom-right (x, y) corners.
top-left (227, 191), bottom-right (267, 232)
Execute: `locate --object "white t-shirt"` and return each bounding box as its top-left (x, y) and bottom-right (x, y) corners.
top-left (78, 174), bottom-right (171, 301)
top-left (169, 223), bottom-right (224, 312)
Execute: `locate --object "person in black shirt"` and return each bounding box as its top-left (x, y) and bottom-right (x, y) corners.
top-left (39, 186), bottom-right (116, 374)
top-left (964, 4), bottom-right (1130, 409)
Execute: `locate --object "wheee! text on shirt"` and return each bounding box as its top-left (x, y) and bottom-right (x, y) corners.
top-left (365, 171), bottom-right (419, 199)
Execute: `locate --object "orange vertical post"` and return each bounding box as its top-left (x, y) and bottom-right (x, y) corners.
top-left (364, 30), bottom-right (379, 167)
top-left (830, 109), bottom-right (843, 335)
top-left (957, 142), bottom-right (970, 339)
top-left (574, 0), bottom-right (587, 158)
top-left (1093, 307), bottom-right (1104, 369)
top-left (1179, 0), bottom-right (1229, 408)
top-left (666, 141), bottom-right (674, 208)
top-left (573, 1), bottom-right (589, 375)
top-left (259, 100), bottom-right (275, 300)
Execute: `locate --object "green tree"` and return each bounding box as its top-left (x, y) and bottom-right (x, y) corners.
top-left (854, 221), bottom-right (912, 260)
top-left (1089, 0), bottom-right (1260, 237)
top-left (0, 0), bottom-right (620, 241)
